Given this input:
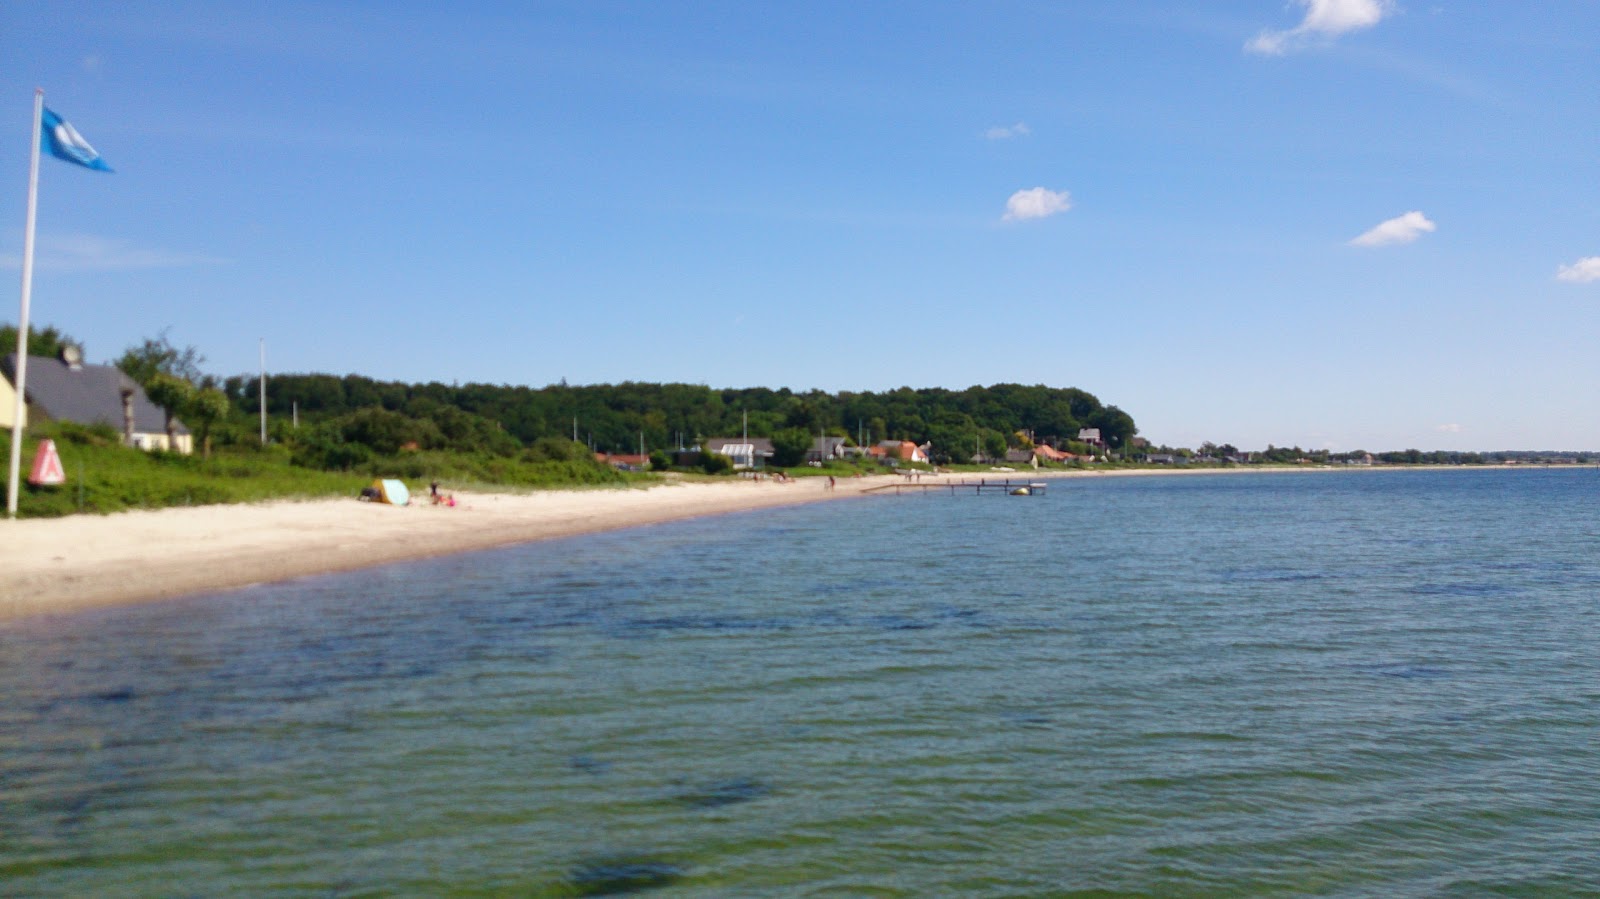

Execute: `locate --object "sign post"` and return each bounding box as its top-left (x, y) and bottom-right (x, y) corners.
top-left (28, 438), bottom-right (66, 486)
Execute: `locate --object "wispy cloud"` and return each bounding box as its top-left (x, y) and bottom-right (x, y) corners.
top-left (1349, 211), bottom-right (1434, 247)
top-left (0, 233), bottom-right (226, 272)
top-left (1002, 187), bottom-right (1072, 223)
top-left (1247, 0), bottom-right (1393, 55)
top-left (984, 121), bottom-right (1031, 140)
top-left (1556, 256), bottom-right (1600, 283)
top-left (1435, 423), bottom-right (1463, 433)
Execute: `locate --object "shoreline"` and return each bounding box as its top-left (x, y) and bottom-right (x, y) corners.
top-left (0, 463), bottom-right (1565, 622)
top-left (2, 474), bottom-right (909, 622)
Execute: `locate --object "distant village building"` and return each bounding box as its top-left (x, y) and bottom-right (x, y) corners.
top-left (1077, 428), bottom-right (1103, 448)
top-left (1, 348), bottom-right (192, 454)
top-left (805, 436), bottom-right (848, 464)
top-left (868, 440), bottom-right (929, 464)
top-left (594, 452), bottom-right (649, 471)
top-left (704, 437), bottom-right (774, 469)
top-left (1032, 444), bottom-right (1073, 463)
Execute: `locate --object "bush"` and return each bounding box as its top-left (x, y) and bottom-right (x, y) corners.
top-left (701, 452), bottom-right (732, 475)
top-left (55, 420), bottom-right (122, 447)
top-left (524, 437), bottom-right (591, 463)
top-left (290, 426), bottom-right (374, 471)
top-left (770, 428), bottom-right (811, 467)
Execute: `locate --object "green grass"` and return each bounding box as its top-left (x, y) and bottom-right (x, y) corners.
top-left (1, 422), bottom-right (367, 517)
top-left (0, 422), bottom-right (655, 519)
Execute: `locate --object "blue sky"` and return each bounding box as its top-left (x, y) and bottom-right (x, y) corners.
top-left (3, 1), bottom-right (1597, 451)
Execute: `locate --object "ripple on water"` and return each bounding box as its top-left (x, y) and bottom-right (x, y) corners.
top-left (3, 470), bottom-right (1600, 894)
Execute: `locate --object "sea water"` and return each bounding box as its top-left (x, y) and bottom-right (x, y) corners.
top-left (3, 468), bottom-right (1599, 896)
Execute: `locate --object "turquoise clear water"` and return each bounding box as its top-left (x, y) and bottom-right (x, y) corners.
top-left (4, 468), bottom-right (1599, 896)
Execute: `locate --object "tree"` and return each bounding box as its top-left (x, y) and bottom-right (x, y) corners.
top-left (189, 388), bottom-right (232, 459)
top-left (770, 428), bottom-right (812, 467)
top-left (0, 324), bottom-right (80, 360)
top-left (1087, 405), bottom-right (1137, 453)
top-left (983, 430), bottom-right (1007, 460)
top-left (144, 373), bottom-right (195, 448)
top-left (336, 407), bottom-right (436, 455)
top-left (117, 329), bottom-right (205, 387)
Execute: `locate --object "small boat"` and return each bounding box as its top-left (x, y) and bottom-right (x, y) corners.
top-left (1009, 486), bottom-right (1031, 496)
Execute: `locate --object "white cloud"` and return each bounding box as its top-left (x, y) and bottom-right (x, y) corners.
top-left (0, 233), bottom-right (225, 272)
top-left (1556, 256), bottom-right (1600, 283)
top-left (1435, 423), bottom-right (1463, 433)
top-left (1002, 187), bottom-right (1072, 223)
top-left (984, 122), bottom-right (1031, 140)
top-left (1247, 0), bottom-right (1392, 55)
top-left (1349, 211), bottom-right (1435, 247)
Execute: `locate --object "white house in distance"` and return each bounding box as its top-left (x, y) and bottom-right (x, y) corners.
top-left (704, 437), bottom-right (775, 469)
top-left (1, 347), bottom-right (192, 454)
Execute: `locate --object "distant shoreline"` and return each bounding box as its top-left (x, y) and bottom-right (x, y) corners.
top-left (0, 463), bottom-right (1577, 622)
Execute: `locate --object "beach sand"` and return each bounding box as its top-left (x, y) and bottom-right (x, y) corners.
top-left (1, 473), bottom-right (907, 621)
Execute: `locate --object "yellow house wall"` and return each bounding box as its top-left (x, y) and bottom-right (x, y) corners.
top-left (0, 377), bottom-right (23, 429)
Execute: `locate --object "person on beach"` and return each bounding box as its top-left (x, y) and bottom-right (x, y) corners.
top-left (827, 476), bottom-right (836, 490)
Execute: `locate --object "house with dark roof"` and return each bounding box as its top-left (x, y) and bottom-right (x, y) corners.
top-left (2, 349), bottom-right (192, 453)
top-left (805, 436), bottom-right (848, 464)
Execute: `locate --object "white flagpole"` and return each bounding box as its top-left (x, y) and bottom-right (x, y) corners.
top-left (7, 89), bottom-right (44, 520)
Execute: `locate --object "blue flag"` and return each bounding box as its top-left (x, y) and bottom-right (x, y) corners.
top-left (41, 107), bottom-right (113, 172)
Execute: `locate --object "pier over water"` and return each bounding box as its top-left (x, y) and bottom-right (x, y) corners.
top-left (864, 478), bottom-right (1048, 496)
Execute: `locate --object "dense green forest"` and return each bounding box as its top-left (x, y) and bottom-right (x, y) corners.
top-left (218, 373), bottom-right (1139, 466)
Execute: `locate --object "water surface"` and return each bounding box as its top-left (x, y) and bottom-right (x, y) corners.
top-left (4, 469), bottom-right (1599, 895)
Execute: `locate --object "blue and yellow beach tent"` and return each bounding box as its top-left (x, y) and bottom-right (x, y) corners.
top-left (371, 479), bottom-right (410, 506)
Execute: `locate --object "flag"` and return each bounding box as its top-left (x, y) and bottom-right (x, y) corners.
top-left (41, 107), bottom-right (113, 172)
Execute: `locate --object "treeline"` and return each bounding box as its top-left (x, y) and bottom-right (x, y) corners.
top-left (1256, 446), bottom-right (1495, 465)
top-left (1158, 444), bottom-right (1589, 466)
top-left (219, 374), bottom-right (1138, 465)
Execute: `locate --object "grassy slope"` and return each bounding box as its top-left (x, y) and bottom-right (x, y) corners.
top-left (1, 423), bottom-right (368, 517)
top-left (2, 421), bottom-right (661, 518)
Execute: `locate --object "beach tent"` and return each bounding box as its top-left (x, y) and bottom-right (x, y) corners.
top-left (371, 478), bottom-right (410, 506)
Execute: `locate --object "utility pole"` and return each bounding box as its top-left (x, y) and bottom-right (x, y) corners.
top-left (258, 339), bottom-right (267, 444)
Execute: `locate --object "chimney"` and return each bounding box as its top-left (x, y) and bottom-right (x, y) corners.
top-left (121, 387), bottom-right (135, 444)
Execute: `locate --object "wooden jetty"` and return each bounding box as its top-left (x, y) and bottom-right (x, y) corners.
top-left (864, 478), bottom-right (1048, 496)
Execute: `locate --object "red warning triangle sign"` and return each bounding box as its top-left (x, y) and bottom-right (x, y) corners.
top-left (28, 439), bottom-right (67, 486)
